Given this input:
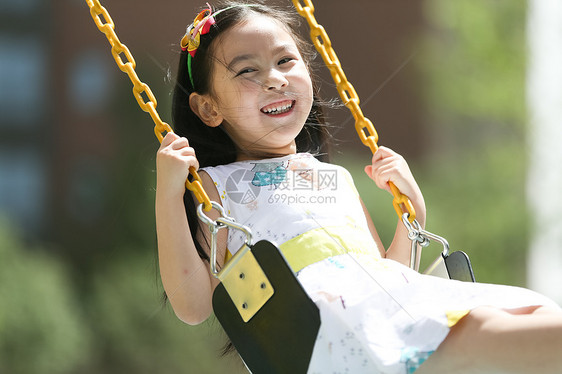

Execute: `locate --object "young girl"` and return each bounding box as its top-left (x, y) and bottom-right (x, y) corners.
top-left (156, 1), bottom-right (562, 373)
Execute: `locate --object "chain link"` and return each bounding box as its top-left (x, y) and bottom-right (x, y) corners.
top-left (292, 0), bottom-right (416, 222)
top-left (84, 0), bottom-right (212, 211)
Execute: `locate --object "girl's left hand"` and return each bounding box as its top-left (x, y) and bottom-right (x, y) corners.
top-left (364, 146), bottom-right (422, 203)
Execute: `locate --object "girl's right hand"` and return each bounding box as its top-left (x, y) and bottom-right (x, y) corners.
top-left (156, 132), bottom-right (199, 197)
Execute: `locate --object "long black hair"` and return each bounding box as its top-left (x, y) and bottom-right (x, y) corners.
top-left (172, 1), bottom-right (333, 263)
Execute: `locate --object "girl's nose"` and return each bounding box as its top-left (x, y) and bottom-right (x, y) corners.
top-left (263, 69), bottom-right (288, 91)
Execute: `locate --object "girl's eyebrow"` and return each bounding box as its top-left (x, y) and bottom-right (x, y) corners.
top-left (227, 54), bottom-right (255, 71)
top-left (227, 44), bottom-right (297, 71)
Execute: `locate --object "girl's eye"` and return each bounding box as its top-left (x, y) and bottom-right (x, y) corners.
top-left (278, 57), bottom-right (295, 65)
top-left (235, 68), bottom-right (256, 77)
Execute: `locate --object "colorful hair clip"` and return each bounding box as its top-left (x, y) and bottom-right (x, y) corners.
top-left (180, 4), bottom-right (216, 57)
top-left (180, 3), bottom-right (257, 89)
top-left (180, 3), bottom-right (219, 89)
top-left (180, 4), bottom-right (216, 89)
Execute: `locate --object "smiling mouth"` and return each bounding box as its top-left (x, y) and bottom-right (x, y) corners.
top-left (260, 100), bottom-right (295, 115)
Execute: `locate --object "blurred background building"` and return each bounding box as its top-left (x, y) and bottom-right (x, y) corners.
top-left (1, 0), bottom-right (49, 236)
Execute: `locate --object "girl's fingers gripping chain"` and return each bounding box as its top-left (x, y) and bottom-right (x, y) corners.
top-left (157, 133), bottom-right (199, 195)
top-left (365, 146), bottom-right (413, 197)
top-left (159, 131), bottom-right (180, 149)
top-left (170, 136), bottom-right (190, 151)
top-left (162, 134), bottom-right (198, 168)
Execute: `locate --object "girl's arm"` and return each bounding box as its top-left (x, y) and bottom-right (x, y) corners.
top-left (155, 133), bottom-right (227, 325)
top-left (360, 198), bottom-right (387, 258)
top-left (364, 146), bottom-right (426, 266)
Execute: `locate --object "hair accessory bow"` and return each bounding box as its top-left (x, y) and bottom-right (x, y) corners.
top-left (180, 4), bottom-right (216, 58)
top-left (180, 3), bottom-right (256, 89)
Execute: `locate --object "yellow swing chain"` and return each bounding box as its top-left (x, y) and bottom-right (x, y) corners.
top-left (292, 0), bottom-right (416, 222)
top-left (84, 0), bottom-right (212, 211)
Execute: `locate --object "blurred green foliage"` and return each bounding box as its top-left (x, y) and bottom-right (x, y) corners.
top-left (343, 139), bottom-right (528, 287)
top-left (0, 222), bottom-right (91, 374)
top-left (419, 0), bottom-right (528, 286)
top-left (423, 0), bottom-right (527, 128)
top-left (345, 0), bottom-right (528, 287)
top-left (0, 222), bottom-right (247, 374)
top-left (84, 249), bottom-right (246, 374)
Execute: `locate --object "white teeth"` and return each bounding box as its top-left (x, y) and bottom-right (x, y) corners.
top-left (262, 101), bottom-right (293, 114)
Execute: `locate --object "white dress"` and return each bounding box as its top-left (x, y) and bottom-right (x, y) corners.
top-left (203, 153), bottom-right (559, 374)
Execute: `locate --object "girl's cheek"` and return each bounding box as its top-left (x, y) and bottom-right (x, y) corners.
top-left (241, 77), bottom-right (263, 91)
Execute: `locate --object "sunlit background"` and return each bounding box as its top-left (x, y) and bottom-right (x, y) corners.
top-left (1, 0), bottom-right (561, 373)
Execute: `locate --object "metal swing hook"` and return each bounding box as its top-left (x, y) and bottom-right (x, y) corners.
top-left (197, 202), bottom-right (274, 322)
top-left (401, 213), bottom-right (450, 272)
top-left (197, 201), bottom-right (253, 278)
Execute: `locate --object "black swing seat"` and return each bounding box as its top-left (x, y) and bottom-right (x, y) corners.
top-left (212, 240), bottom-right (321, 374)
top-left (213, 240), bottom-right (475, 374)
top-left (424, 250), bottom-right (476, 282)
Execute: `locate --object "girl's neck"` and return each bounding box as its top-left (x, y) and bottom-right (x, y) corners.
top-left (235, 142), bottom-right (298, 162)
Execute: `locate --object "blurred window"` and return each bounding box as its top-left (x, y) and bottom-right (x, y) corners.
top-left (0, 148), bottom-right (46, 233)
top-left (0, 37), bottom-right (46, 126)
top-left (0, 0), bottom-right (39, 14)
top-left (69, 50), bottom-right (111, 115)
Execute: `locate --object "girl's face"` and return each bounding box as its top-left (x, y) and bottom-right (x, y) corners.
top-left (209, 14), bottom-right (314, 159)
